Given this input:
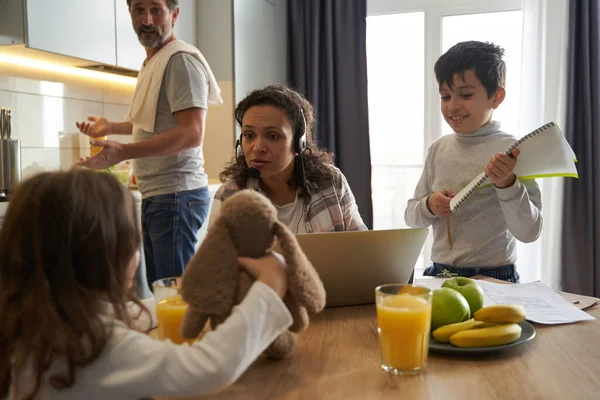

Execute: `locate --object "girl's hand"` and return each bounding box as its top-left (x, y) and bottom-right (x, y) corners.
top-left (237, 251), bottom-right (287, 298)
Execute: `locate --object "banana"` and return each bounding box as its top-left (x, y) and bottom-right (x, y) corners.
top-left (432, 318), bottom-right (486, 343)
top-left (449, 323), bottom-right (522, 348)
top-left (470, 322), bottom-right (498, 329)
top-left (473, 304), bottom-right (526, 323)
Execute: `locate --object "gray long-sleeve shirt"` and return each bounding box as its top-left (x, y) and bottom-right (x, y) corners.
top-left (404, 121), bottom-right (543, 268)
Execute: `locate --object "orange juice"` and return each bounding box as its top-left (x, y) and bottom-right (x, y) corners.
top-left (376, 294), bottom-right (431, 373)
top-left (155, 294), bottom-right (192, 344)
top-left (90, 136), bottom-right (107, 157)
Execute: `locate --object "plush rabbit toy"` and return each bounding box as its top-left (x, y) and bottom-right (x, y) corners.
top-left (180, 189), bottom-right (326, 359)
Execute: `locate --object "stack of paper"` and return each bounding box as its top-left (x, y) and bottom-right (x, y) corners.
top-left (476, 280), bottom-right (594, 324)
top-left (415, 278), bottom-right (595, 324)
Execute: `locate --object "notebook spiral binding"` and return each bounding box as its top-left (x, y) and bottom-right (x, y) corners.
top-left (452, 122), bottom-right (556, 211)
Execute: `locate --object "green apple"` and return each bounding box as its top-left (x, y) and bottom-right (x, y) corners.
top-left (430, 288), bottom-right (471, 331)
top-left (442, 277), bottom-right (485, 314)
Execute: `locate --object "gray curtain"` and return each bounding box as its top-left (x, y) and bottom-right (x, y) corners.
top-left (288, 0), bottom-right (373, 229)
top-left (562, 0), bottom-right (600, 296)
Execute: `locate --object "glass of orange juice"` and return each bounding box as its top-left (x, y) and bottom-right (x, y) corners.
top-left (375, 284), bottom-right (432, 375)
top-left (153, 277), bottom-right (192, 344)
top-left (90, 136), bottom-right (107, 157)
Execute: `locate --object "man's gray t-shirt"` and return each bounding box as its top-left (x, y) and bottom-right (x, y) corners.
top-left (132, 52), bottom-right (209, 198)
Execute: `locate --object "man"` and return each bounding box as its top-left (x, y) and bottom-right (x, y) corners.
top-left (76, 0), bottom-right (222, 284)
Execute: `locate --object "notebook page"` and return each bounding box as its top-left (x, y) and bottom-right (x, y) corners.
top-left (450, 171), bottom-right (487, 211)
top-left (512, 123), bottom-right (578, 178)
top-left (450, 122), bottom-right (577, 212)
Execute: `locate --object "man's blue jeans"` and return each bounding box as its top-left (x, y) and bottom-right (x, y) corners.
top-left (142, 187), bottom-right (210, 285)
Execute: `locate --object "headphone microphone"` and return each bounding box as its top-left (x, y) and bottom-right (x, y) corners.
top-left (296, 108), bottom-right (307, 154)
top-left (247, 167), bottom-right (261, 179)
top-left (235, 138), bottom-right (243, 158)
top-left (236, 139), bottom-right (261, 179)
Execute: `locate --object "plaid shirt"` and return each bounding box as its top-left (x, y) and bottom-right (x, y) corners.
top-left (212, 167), bottom-right (367, 233)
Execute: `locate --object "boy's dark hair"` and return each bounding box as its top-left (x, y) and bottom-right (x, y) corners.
top-left (434, 41), bottom-right (506, 98)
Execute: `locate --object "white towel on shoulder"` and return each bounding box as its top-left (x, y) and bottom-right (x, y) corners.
top-left (125, 40), bottom-right (223, 132)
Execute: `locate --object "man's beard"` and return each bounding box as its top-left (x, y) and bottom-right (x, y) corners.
top-left (137, 24), bottom-right (169, 49)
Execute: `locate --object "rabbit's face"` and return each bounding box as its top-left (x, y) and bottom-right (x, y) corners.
top-left (221, 190), bottom-right (278, 257)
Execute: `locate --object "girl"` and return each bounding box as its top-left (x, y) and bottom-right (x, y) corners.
top-left (0, 169), bottom-right (291, 399)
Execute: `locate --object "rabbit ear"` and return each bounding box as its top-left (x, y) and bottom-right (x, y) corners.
top-left (273, 221), bottom-right (326, 313)
top-left (181, 216), bottom-right (239, 314)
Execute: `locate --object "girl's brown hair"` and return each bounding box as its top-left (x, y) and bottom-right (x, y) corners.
top-left (0, 169), bottom-right (146, 398)
top-left (219, 84), bottom-right (335, 194)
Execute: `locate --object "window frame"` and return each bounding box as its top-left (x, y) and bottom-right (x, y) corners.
top-left (367, 0), bottom-right (522, 154)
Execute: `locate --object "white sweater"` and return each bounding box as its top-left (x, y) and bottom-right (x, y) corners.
top-left (10, 282), bottom-right (292, 399)
top-left (404, 121), bottom-right (543, 267)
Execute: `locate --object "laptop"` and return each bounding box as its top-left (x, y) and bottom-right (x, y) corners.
top-left (293, 228), bottom-right (429, 307)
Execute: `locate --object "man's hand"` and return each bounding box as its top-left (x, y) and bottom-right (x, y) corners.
top-left (485, 148), bottom-right (520, 189)
top-left (426, 189), bottom-right (456, 217)
top-left (76, 139), bottom-right (127, 170)
top-left (76, 116), bottom-right (112, 138)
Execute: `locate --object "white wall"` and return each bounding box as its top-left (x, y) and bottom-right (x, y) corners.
top-left (0, 61), bottom-right (133, 180)
top-left (174, 0), bottom-right (197, 47)
top-left (196, 0), bottom-right (236, 181)
top-left (197, 0), bottom-right (289, 178)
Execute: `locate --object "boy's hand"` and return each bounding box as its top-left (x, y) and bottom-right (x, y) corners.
top-left (426, 189), bottom-right (455, 217)
top-left (485, 149), bottom-right (520, 189)
top-left (237, 251), bottom-right (288, 298)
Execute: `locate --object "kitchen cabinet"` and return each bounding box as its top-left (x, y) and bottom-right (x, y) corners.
top-left (0, 0), bottom-right (198, 72)
top-left (25, 0), bottom-right (116, 65)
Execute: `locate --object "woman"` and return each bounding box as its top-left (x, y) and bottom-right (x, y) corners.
top-left (210, 85), bottom-right (366, 233)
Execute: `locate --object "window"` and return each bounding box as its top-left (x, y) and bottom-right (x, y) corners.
top-left (367, 0), bottom-right (523, 274)
top-left (367, 12), bottom-right (425, 230)
top-left (441, 11), bottom-right (523, 136)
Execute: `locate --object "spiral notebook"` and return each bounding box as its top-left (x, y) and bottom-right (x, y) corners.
top-left (450, 122), bottom-right (578, 213)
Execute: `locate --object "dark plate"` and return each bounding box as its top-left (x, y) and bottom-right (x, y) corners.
top-left (429, 320), bottom-right (536, 354)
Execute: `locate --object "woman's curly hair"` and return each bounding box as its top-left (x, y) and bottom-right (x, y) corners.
top-left (219, 84), bottom-right (335, 194)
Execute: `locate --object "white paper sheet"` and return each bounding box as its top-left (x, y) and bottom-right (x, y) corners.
top-left (415, 278), bottom-right (595, 324)
top-left (476, 280), bottom-right (595, 324)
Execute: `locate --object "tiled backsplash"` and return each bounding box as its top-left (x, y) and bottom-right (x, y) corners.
top-left (0, 61), bottom-right (135, 180)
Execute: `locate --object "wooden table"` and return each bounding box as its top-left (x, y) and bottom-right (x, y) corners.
top-left (168, 302), bottom-right (600, 400)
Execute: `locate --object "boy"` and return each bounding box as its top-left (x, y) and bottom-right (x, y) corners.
top-left (404, 41), bottom-right (542, 282)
